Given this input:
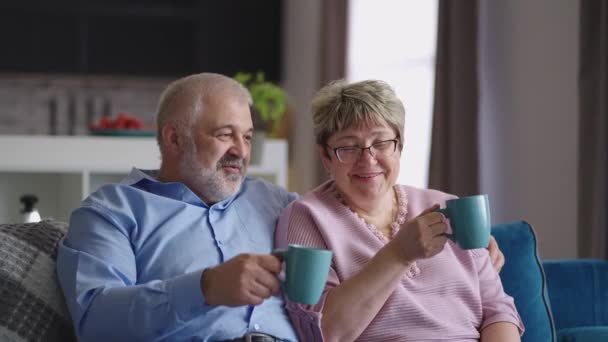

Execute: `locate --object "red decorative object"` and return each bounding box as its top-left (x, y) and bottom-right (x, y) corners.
top-left (91, 113), bottom-right (146, 130)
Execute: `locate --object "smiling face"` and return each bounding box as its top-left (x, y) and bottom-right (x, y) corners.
top-left (322, 120), bottom-right (401, 207)
top-left (179, 93), bottom-right (254, 204)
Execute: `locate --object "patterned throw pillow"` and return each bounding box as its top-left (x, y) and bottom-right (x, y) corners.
top-left (0, 220), bottom-right (76, 342)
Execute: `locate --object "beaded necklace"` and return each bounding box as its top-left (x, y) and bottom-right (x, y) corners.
top-left (333, 184), bottom-right (420, 277)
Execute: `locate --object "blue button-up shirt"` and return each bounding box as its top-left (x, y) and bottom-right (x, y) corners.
top-left (57, 168), bottom-right (299, 341)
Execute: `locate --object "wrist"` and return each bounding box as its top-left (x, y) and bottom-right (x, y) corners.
top-left (200, 267), bottom-right (215, 305)
top-left (384, 240), bottom-right (414, 268)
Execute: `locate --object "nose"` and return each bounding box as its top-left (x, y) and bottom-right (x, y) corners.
top-left (357, 147), bottom-right (377, 164)
top-left (229, 135), bottom-right (250, 160)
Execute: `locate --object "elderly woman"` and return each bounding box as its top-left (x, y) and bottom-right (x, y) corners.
top-left (275, 80), bottom-right (523, 341)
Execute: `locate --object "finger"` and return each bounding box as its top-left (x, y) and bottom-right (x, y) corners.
top-left (487, 236), bottom-right (505, 273)
top-left (487, 235), bottom-right (497, 250)
top-left (254, 269), bottom-right (282, 295)
top-left (257, 254), bottom-right (283, 274)
top-left (428, 221), bottom-right (448, 236)
top-left (420, 212), bottom-right (446, 226)
top-left (490, 247), bottom-right (505, 273)
top-left (493, 253), bottom-right (505, 273)
top-left (489, 243), bottom-right (498, 263)
top-left (248, 279), bottom-right (273, 299)
top-left (431, 233), bottom-right (449, 245)
top-left (416, 203), bottom-right (440, 217)
top-left (243, 291), bottom-right (264, 306)
top-left (428, 235), bottom-right (448, 256)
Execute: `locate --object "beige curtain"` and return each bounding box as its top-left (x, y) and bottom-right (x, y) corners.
top-left (578, 0), bottom-right (608, 259)
top-left (428, 0), bottom-right (479, 197)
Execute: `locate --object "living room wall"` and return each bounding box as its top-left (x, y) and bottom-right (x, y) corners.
top-left (479, 0), bottom-right (579, 259)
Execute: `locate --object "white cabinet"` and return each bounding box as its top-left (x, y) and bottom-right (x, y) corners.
top-left (0, 135), bottom-right (288, 223)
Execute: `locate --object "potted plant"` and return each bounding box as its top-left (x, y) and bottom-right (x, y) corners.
top-left (234, 71), bottom-right (288, 138)
top-left (234, 71), bottom-right (289, 164)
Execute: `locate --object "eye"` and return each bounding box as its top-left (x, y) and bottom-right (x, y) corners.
top-left (339, 146), bottom-right (359, 154)
top-left (217, 132), bottom-right (233, 140)
top-left (244, 134), bottom-right (253, 142)
top-left (374, 141), bottom-right (392, 150)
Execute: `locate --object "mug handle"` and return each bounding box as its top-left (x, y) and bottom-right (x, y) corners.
top-left (272, 249), bottom-right (287, 259)
top-left (435, 208), bottom-right (456, 242)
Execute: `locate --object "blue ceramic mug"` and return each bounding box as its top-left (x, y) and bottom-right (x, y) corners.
top-left (437, 194), bottom-right (491, 250)
top-left (273, 244), bottom-right (333, 305)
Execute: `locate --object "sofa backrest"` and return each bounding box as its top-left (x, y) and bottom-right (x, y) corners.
top-left (492, 220), bottom-right (556, 342)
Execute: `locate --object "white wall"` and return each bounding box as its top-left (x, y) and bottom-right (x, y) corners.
top-left (479, 0), bottom-right (580, 258)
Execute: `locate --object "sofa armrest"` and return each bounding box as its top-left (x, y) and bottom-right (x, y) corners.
top-left (543, 259), bottom-right (608, 330)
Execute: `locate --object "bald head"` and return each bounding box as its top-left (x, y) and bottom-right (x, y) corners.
top-left (155, 73), bottom-right (252, 153)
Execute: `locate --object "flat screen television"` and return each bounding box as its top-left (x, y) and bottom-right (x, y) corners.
top-left (0, 0), bottom-right (283, 81)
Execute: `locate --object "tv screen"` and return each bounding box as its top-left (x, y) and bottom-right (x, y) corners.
top-left (0, 0), bottom-right (283, 81)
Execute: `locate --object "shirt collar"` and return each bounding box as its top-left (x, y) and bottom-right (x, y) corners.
top-left (122, 168), bottom-right (243, 209)
top-left (121, 167), bottom-right (159, 185)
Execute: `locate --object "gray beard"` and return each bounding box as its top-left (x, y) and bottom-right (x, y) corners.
top-left (179, 145), bottom-right (245, 204)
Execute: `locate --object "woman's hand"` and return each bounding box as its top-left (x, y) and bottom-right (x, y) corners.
top-left (389, 204), bottom-right (449, 264)
top-left (487, 236), bottom-right (505, 273)
top-left (321, 205), bottom-right (449, 342)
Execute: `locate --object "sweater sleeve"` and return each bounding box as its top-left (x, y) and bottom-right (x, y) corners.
top-left (275, 202), bottom-right (339, 342)
top-left (472, 248), bottom-right (525, 335)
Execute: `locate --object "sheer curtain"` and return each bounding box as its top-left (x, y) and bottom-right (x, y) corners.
top-left (347, 0), bottom-right (438, 189)
top-left (428, 0), bottom-right (479, 196)
top-left (578, 0), bottom-right (608, 259)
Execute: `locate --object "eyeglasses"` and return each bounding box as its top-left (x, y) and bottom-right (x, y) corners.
top-left (327, 138), bottom-right (399, 164)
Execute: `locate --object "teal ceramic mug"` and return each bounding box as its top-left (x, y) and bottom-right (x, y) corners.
top-left (272, 244), bottom-right (333, 305)
top-left (437, 194), bottom-right (491, 250)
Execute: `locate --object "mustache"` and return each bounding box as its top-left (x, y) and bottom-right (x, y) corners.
top-left (217, 155), bottom-right (244, 169)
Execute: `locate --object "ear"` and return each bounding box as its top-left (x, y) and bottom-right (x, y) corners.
top-left (317, 144), bottom-right (333, 173)
top-left (160, 124), bottom-right (183, 155)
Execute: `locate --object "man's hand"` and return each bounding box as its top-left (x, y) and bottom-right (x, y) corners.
top-left (487, 236), bottom-right (505, 273)
top-left (201, 253), bottom-right (282, 306)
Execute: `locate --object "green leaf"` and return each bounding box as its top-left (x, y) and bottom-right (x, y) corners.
top-left (233, 71), bottom-right (287, 126)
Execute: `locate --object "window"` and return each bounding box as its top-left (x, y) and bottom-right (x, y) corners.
top-left (347, 0), bottom-right (438, 188)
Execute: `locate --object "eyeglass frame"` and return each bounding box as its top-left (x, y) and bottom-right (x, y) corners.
top-left (325, 138), bottom-right (400, 164)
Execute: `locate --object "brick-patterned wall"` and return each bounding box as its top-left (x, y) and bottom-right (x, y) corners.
top-left (0, 74), bottom-right (169, 135)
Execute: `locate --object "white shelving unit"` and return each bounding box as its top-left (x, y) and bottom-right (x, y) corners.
top-left (0, 135), bottom-right (288, 223)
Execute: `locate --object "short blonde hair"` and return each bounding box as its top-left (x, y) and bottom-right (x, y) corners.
top-left (155, 73), bottom-right (252, 152)
top-left (312, 79), bottom-right (405, 149)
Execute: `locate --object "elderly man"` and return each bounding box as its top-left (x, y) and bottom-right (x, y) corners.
top-left (57, 73), bottom-right (504, 341)
top-left (57, 73), bottom-right (297, 341)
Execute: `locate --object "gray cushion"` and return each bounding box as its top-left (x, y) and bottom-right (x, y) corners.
top-left (0, 220), bottom-right (76, 342)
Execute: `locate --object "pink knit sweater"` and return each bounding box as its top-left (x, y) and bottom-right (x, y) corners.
top-left (275, 181), bottom-right (523, 341)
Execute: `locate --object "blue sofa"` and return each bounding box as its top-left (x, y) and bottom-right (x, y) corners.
top-left (492, 221), bottom-right (608, 342)
top-left (1, 219), bottom-right (605, 341)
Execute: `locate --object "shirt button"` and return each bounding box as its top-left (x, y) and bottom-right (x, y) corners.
top-left (253, 323), bottom-right (260, 331)
top-left (217, 240), bottom-right (223, 246)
